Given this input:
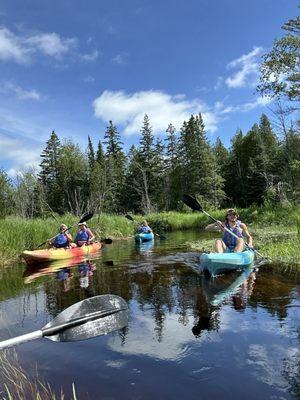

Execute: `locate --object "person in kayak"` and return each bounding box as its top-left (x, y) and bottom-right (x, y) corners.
top-left (137, 220), bottom-right (152, 234)
top-left (51, 224), bottom-right (73, 248)
top-left (205, 208), bottom-right (253, 253)
top-left (75, 222), bottom-right (95, 247)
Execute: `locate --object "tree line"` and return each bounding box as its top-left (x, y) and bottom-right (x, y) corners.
top-left (0, 111), bottom-right (299, 218)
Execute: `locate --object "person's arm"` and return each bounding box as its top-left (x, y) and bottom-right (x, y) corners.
top-left (205, 221), bottom-right (224, 232)
top-left (240, 223), bottom-right (253, 247)
top-left (87, 229), bottom-right (95, 242)
top-left (65, 232), bottom-right (73, 243)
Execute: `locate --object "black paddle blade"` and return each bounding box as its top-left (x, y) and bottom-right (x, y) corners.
top-left (79, 212), bottom-right (94, 224)
top-left (42, 295), bottom-right (128, 342)
top-left (125, 214), bottom-right (134, 221)
top-left (182, 194), bottom-right (203, 212)
top-left (102, 238), bottom-right (113, 244)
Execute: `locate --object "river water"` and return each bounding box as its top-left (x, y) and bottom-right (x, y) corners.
top-left (0, 230), bottom-right (299, 399)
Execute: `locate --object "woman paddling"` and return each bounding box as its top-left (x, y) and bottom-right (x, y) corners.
top-left (137, 220), bottom-right (152, 234)
top-left (50, 224), bottom-right (73, 248)
top-left (75, 222), bottom-right (95, 247)
top-left (205, 208), bottom-right (253, 253)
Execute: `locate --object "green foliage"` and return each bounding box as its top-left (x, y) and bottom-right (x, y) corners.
top-left (0, 169), bottom-right (13, 218)
top-left (258, 12), bottom-right (300, 102)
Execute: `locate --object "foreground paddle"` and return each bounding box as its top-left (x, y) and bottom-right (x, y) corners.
top-left (0, 294), bottom-right (128, 350)
top-left (182, 194), bottom-right (265, 259)
top-left (125, 214), bottom-right (166, 239)
top-left (33, 212), bottom-right (94, 250)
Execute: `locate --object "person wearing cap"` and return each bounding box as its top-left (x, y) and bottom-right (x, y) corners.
top-left (205, 208), bottom-right (253, 253)
top-left (51, 224), bottom-right (73, 248)
top-left (75, 222), bottom-right (95, 247)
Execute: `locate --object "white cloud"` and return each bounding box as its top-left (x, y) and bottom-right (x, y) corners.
top-left (1, 82), bottom-right (41, 101)
top-left (0, 26), bottom-right (76, 64)
top-left (0, 132), bottom-right (42, 175)
top-left (225, 47), bottom-right (263, 88)
top-left (80, 49), bottom-right (99, 62)
top-left (111, 53), bottom-right (127, 65)
top-left (0, 27), bottom-right (30, 64)
top-left (93, 90), bottom-right (219, 135)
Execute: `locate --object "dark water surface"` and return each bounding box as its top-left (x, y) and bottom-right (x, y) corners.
top-left (0, 230), bottom-right (299, 399)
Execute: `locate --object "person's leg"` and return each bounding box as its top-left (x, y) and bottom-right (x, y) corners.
top-left (234, 238), bottom-right (244, 252)
top-left (215, 239), bottom-right (226, 253)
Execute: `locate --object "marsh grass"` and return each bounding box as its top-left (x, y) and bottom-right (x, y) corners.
top-left (1, 204), bottom-right (299, 267)
top-left (0, 350), bottom-right (76, 400)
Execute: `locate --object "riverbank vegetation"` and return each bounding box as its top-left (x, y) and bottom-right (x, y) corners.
top-left (0, 350), bottom-right (76, 399)
top-left (0, 203), bottom-right (299, 267)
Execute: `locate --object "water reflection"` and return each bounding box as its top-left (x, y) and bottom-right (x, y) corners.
top-left (1, 231), bottom-right (300, 399)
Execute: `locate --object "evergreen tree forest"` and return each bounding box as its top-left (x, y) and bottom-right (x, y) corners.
top-left (0, 112), bottom-right (299, 218)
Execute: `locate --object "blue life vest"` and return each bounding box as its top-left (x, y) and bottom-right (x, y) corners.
top-left (137, 225), bottom-right (151, 234)
top-left (222, 220), bottom-right (243, 250)
top-left (53, 233), bottom-right (68, 248)
top-left (75, 229), bottom-right (89, 243)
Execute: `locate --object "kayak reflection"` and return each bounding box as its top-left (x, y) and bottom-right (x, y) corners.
top-left (201, 266), bottom-right (257, 307)
top-left (135, 240), bottom-right (154, 255)
top-left (23, 257), bottom-right (97, 291)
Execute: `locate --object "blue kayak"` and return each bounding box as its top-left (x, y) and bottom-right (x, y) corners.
top-left (134, 232), bottom-right (154, 243)
top-left (200, 250), bottom-right (255, 277)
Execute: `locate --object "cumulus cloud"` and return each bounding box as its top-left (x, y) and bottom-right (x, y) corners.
top-left (225, 47), bottom-right (263, 88)
top-left (0, 26), bottom-right (76, 64)
top-left (1, 82), bottom-right (41, 101)
top-left (80, 49), bottom-right (100, 62)
top-left (111, 53), bottom-right (128, 65)
top-left (93, 90), bottom-right (219, 135)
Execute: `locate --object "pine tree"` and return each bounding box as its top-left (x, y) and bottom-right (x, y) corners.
top-left (38, 130), bottom-right (62, 212)
top-left (103, 120), bottom-right (126, 212)
top-left (87, 135), bottom-right (95, 171)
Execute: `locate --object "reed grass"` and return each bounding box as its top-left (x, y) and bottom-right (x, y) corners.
top-left (0, 204), bottom-right (299, 267)
top-left (0, 350), bottom-right (76, 400)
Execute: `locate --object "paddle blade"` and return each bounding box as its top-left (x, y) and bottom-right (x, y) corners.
top-left (102, 238), bottom-right (113, 244)
top-left (182, 194), bottom-right (203, 212)
top-left (42, 295), bottom-right (128, 342)
top-left (79, 212), bottom-right (94, 224)
top-left (125, 214), bottom-right (134, 221)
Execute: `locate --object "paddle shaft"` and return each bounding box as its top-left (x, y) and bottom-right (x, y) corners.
top-left (0, 307), bottom-right (127, 350)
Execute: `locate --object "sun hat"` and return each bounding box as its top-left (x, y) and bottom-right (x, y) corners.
top-left (78, 222), bottom-right (87, 226)
top-left (226, 208), bottom-right (239, 218)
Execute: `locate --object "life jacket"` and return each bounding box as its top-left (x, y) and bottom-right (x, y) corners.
top-left (53, 233), bottom-right (68, 248)
top-left (75, 229), bottom-right (89, 243)
top-left (137, 225), bottom-right (151, 234)
top-left (222, 220), bottom-right (243, 249)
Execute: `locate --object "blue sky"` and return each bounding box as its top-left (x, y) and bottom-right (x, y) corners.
top-left (0, 0), bottom-right (298, 175)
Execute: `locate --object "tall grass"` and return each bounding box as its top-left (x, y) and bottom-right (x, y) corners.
top-left (0, 204), bottom-right (299, 267)
top-left (0, 350), bottom-right (76, 400)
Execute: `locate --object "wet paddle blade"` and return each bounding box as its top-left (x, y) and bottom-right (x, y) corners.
top-left (182, 194), bottom-right (203, 212)
top-left (42, 294), bottom-right (128, 342)
top-left (79, 212), bottom-right (94, 224)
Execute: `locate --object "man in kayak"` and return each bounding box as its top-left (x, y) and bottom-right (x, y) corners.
top-left (51, 224), bottom-right (73, 248)
top-left (75, 222), bottom-right (95, 247)
top-left (205, 208), bottom-right (253, 253)
top-left (137, 220), bottom-right (152, 234)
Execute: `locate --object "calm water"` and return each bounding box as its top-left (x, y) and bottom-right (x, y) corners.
top-left (0, 230), bottom-right (299, 399)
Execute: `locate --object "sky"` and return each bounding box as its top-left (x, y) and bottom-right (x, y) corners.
top-left (0, 0), bottom-right (298, 175)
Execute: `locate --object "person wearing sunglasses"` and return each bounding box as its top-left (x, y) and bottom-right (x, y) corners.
top-left (205, 208), bottom-right (253, 253)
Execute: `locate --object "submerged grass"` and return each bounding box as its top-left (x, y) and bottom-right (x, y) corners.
top-left (0, 350), bottom-right (76, 400)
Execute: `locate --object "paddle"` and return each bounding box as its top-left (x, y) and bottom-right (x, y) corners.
top-left (125, 214), bottom-right (166, 239)
top-left (0, 294), bottom-right (128, 350)
top-left (33, 212), bottom-right (94, 250)
top-left (182, 194), bottom-right (265, 258)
